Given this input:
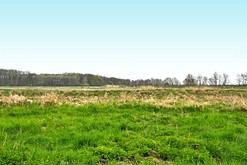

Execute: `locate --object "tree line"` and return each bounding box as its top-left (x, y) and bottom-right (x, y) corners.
top-left (0, 69), bottom-right (246, 86)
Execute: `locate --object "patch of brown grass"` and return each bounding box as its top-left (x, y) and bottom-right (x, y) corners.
top-left (139, 86), bottom-right (157, 90)
top-left (227, 95), bottom-right (247, 110)
top-left (41, 93), bottom-right (59, 107)
top-left (0, 89), bottom-right (247, 111)
top-left (0, 94), bottom-right (28, 105)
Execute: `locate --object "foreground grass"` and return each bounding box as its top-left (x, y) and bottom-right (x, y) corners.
top-left (0, 102), bottom-right (247, 164)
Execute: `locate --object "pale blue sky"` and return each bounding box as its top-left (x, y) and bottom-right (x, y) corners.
top-left (0, 0), bottom-right (246, 82)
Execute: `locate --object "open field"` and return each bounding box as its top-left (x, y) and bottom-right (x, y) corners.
top-left (0, 87), bottom-right (247, 164)
top-left (0, 86), bottom-right (133, 91)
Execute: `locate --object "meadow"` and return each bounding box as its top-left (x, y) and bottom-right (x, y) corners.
top-left (0, 87), bottom-right (247, 164)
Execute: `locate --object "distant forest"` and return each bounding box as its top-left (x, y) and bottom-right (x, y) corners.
top-left (0, 69), bottom-right (246, 86)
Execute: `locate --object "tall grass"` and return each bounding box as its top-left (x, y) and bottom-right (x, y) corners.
top-left (0, 87), bottom-right (247, 111)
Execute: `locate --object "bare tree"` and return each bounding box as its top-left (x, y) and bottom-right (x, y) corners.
top-left (235, 73), bottom-right (247, 85)
top-left (164, 77), bottom-right (173, 86)
top-left (197, 75), bottom-right (203, 86)
top-left (172, 77), bottom-right (181, 86)
top-left (240, 73), bottom-right (247, 85)
top-left (218, 75), bottom-right (223, 85)
top-left (163, 77), bottom-right (180, 86)
top-left (208, 77), bottom-right (214, 85)
top-left (202, 76), bottom-right (208, 85)
top-left (183, 74), bottom-right (197, 86)
top-left (212, 72), bottom-right (219, 85)
top-left (222, 73), bottom-right (230, 85)
top-left (236, 74), bottom-right (242, 85)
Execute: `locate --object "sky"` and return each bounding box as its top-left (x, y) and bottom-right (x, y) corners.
top-left (0, 0), bottom-right (246, 83)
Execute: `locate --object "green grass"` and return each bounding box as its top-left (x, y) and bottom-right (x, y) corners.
top-left (0, 102), bottom-right (247, 164)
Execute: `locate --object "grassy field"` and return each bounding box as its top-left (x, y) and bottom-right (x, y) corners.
top-left (0, 87), bottom-right (247, 164)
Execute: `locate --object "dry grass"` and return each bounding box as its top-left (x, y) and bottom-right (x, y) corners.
top-left (139, 86), bottom-right (158, 90)
top-left (227, 95), bottom-right (247, 110)
top-left (0, 94), bottom-right (29, 105)
top-left (41, 93), bottom-right (59, 107)
top-left (0, 88), bottom-right (247, 110)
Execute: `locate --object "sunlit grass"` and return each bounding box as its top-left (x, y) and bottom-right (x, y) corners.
top-left (1, 101), bottom-right (247, 164)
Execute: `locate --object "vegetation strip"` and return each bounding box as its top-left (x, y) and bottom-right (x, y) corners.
top-left (0, 88), bottom-right (247, 164)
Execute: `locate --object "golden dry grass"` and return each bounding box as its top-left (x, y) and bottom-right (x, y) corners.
top-left (41, 93), bottom-right (60, 107)
top-left (0, 88), bottom-right (246, 110)
top-left (0, 94), bottom-right (29, 105)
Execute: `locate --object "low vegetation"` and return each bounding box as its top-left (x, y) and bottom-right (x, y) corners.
top-left (0, 87), bottom-right (247, 164)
